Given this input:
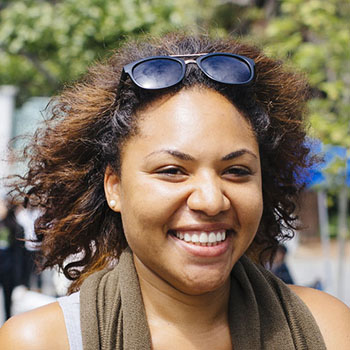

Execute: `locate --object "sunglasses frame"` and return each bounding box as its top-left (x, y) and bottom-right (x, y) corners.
top-left (119, 52), bottom-right (255, 91)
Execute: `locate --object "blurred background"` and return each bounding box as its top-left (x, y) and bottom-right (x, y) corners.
top-left (0, 0), bottom-right (349, 325)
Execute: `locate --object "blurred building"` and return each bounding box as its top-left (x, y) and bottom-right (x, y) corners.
top-left (0, 88), bottom-right (49, 194)
top-left (0, 86), bottom-right (17, 197)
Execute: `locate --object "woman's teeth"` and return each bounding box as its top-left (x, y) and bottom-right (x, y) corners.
top-left (175, 231), bottom-right (226, 246)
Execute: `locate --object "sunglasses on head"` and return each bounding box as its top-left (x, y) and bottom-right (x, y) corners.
top-left (119, 52), bottom-right (255, 91)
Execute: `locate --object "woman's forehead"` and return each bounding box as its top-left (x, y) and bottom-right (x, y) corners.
top-left (124, 88), bottom-right (259, 159)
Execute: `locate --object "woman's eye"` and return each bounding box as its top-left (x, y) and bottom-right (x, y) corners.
top-left (223, 167), bottom-right (252, 177)
top-left (155, 167), bottom-right (186, 176)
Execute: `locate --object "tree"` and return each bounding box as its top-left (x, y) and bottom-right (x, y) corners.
top-left (0, 0), bottom-right (201, 103)
top-left (256, 0), bottom-right (350, 148)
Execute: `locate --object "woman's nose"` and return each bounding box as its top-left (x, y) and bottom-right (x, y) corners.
top-left (186, 173), bottom-right (231, 216)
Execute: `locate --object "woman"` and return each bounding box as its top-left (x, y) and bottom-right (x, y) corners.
top-left (1, 33), bottom-right (349, 349)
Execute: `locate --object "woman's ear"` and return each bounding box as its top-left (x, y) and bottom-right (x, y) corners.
top-left (104, 166), bottom-right (122, 212)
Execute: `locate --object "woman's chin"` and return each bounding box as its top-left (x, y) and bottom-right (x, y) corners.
top-left (172, 272), bottom-right (230, 296)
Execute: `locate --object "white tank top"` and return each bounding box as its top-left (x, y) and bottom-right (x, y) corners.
top-left (57, 292), bottom-right (83, 350)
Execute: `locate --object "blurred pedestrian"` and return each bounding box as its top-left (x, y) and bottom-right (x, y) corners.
top-left (270, 244), bottom-right (295, 285)
top-left (0, 199), bottom-right (24, 320)
top-left (16, 206), bottom-right (41, 291)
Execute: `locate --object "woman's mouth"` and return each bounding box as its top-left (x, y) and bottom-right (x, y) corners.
top-left (169, 229), bottom-right (231, 247)
top-left (168, 229), bottom-right (233, 257)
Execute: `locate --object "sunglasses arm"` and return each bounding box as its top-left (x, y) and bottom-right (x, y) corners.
top-left (115, 69), bottom-right (129, 101)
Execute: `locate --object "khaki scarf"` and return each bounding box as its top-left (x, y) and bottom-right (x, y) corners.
top-left (80, 248), bottom-right (326, 350)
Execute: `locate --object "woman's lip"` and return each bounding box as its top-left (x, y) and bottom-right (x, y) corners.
top-left (169, 233), bottom-right (232, 258)
top-left (168, 223), bottom-right (234, 232)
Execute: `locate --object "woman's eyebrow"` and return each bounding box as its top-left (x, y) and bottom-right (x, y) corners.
top-left (146, 149), bottom-right (195, 161)
top-left (221, 149), bottom-right (258, 161)
top-left (146, 149), bottom-right (257, 161)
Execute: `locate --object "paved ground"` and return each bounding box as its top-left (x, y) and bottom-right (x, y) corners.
top-left (1, 239), bottom-right (349, 327)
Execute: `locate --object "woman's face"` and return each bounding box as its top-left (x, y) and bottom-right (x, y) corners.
top-left (105, 88), bottom-right (263, 295)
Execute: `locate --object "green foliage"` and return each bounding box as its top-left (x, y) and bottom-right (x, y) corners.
top-left (260, 0), bottom-right (350, 148)
top-left (0, 0), bottom-right (200, 103)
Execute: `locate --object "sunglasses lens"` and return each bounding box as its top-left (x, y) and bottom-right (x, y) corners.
top-left (200, 55), bottom-right (252, 84)
top-left (132, 58), bottom-right (183, 89)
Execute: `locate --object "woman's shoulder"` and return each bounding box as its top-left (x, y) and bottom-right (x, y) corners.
top-left (289, 284), bottom-right (350, 349)
top-left (0, 301), bottom-right (69, 350)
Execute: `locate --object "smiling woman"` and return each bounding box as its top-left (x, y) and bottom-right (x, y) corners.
top-left (1, 33), bottom-right (349, 350)
top-left (104, 89), bottom-right (263, 296)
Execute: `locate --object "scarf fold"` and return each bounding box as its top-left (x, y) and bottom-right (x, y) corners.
top-left (80, 248), bottom-right (326, 350)
top-left (80, 248), bottom-right (151, 350)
